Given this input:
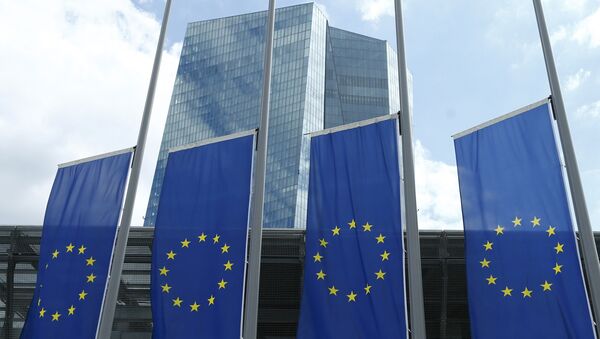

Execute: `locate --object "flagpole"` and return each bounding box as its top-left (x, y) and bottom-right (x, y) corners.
top-left (393, 0), bottom-right (426, 338)
top-left (97, 0), bottom-right (173, 337)
top-left (533, 0), bottom-right (600, 333)
top-left (243, 0), bottom-right (275, 338)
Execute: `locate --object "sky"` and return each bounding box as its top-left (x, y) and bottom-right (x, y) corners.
top-left (0, 0), bottom-right (599, 230)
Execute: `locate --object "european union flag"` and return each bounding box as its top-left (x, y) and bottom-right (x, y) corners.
top-left (454, 101), bottom-right (595, 338)
top-left (297, 118), bottom-right (408, 339)
top-left (151, 132), bottom-right (255, 339)
top-left (20, 150), bottom-right (132, 339)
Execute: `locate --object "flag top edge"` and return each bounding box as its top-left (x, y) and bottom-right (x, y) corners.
top-left (308, 113), bottom-right (399, 138)
top-left (168, 129), bottom-right (257, 154)
top-left (452, 97), bottom-right (550, 140)
top-left (57, 147), bottom-right (135, 168)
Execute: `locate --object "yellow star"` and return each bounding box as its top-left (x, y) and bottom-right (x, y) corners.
top-left (66, 243), bottom-right (75, 252)
top-left (78, 290), bottom-right (88, 300)
top-left (331, 226), bottom-right (341, 236)
top-left (546, 226), bottom-right (556, 237)
top-left (198, 233), bottom-right (207, 242)
top-left (380, 251), bottom-right (391, 261)
top-left (375, 269), bottom-right (386, 280)
top-left (501, 286), bottom-right (513, 297)
top-left (347, 291), bottom-right (357, 302)
top-left (52, 250), bottom-right (59, 259)
top-left (39, 308), bottom-right (46, 318)
top-left (480, 258), bottom-right (491, 268)
top-left (512, 217), bottom-right (522, 227)
top-left (159, 266), bottom-right (169, 276)
top-left (86, 273), bottom-right (96, 283)
top-left (483, 241), bottom-right (493, 251)
top-left (181, 239), bottom-right (191, 248)
top-left (68, 305), bottom-right (75, 315)
top-left (328, 286), bottom-right (338, 296)
top-left (313, 252), bottom-right (323, 262)
top-left (207, 295), bottom-right (215, 305)
top-left (541, 281), bottom-right (552, 291)
top-left (486, 275), bottom-right (497, 285)
top-left (51, 311), bottom-right (61, 321)
top-left (554, 242), bottom-right (564, 254)
top-left (221, 244), bottom-right (230, 253)
top-left (553, 263), bottom-right (563, 275)
top-left (362, 222), bottom-right (373, 232)
top-left (348, 219), bottom-right (357, 229)
top-left (376, 234), bottom-right (386, 244)
top-left (190, 302), bottom-right (200, 312)
top-left (166, 250), bottom-right (176, 260)
top-left (521, 287), bottom-right (533, 298)
top-left (316, 270), bottom-right (326, 280)
top-left (218, 279), bottom-right (228, 289)
top-left (319, 238), bottom-right (328, 248)
top-left (531, 216), bottom-right (541, 227)
top-left (78, 245), bottom-right (86, 254)
top-left (213, 234), bottom-right (220, 244)
top-left (86, 257), bottom-right (96, 266)
top-left (161, 283), bottom-right (172, 293)
top-left (224, 260), bottom-right (234, 271)
top-left (494, 225), bottom-right (504, 235)
top-left (172, 297), bottom-right (183, 307)
top-left (364, 284), bottom-right (372, 295)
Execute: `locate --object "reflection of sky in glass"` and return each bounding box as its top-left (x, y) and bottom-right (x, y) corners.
top-left (145, 3), bottom-right (401, 228)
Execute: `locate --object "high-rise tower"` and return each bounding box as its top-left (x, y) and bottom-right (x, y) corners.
top-left (145, 3), bottom-right (402, 228)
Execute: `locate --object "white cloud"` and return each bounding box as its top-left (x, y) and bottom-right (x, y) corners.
top-left (576, 100), bottom-right (600, 119)
top-left (566, 68), bottom-right (591, 91)
top-left (357, 0), bottom-right (394, 23)
top-left (554, 0), bottom-right (588, 12)
top-left (551, 25), bottom-right (568, 44)
top-left (0, 0), bottom-right (181, 226)
top-left (572, 7), bottom-right (600, 48)
top-left (414, 141), bottom-right (463, 230)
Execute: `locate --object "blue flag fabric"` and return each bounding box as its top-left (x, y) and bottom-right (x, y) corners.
top-left (20, 151), bottom-right (132, 339)
top-left (454, 102), bottom-right (595, 339)
top-left (151, 133), bottom-right (254, 339)
top-left (297, 118), bottom-right (408, 339)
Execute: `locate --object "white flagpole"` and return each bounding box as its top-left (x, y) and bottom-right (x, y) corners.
top-left (533, 0), bottom-right (600, 334)
top-left (243, 0), bottom-right (276, 338)
top-left (393, 0), bottom-right (427, 338)
top-left (97, 0), bottom-right (173, 337)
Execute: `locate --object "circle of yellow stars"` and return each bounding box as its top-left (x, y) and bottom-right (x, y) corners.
top-left (313, 219), bottom-right (390, 303)
top-left (480, 216), bottom-right (564, 299)
top-left (158, 232), bottom-right (234, 313)
top-left (37, 243), bottom-right (96, 323)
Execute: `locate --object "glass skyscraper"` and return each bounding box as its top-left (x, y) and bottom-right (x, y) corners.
top-left (145, 3), bottom-right (404, 228)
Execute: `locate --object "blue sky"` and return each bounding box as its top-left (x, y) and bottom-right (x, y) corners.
top-left (136, 0), bottom-right (600, 229)
top-left (0, 0), bottom-right (598, 229)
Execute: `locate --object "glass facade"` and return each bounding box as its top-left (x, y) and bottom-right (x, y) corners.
top-left (145, 3), bottom-right (402, 228)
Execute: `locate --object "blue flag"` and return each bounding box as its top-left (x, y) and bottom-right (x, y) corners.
top-left (20, 150), bottom-right (132, 339)
top-left (297, 118), bottom-right (408, 339)
top-left (454, 102), bottom-right (595, 338)
top-left (151, 132), bottom-right (254, 339)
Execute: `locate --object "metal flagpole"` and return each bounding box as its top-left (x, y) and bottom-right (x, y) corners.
top-left (393, 0), bottom-right (427, 338)
top-left (533, 0), bottom-right (600, 334)
top-left (97, 0), bottom-right (173, 337)
top-left (243, 0), bottom-right (276, 338)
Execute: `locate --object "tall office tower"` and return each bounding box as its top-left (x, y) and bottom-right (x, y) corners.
top-left (145, 3), bottom-right (403, 228)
